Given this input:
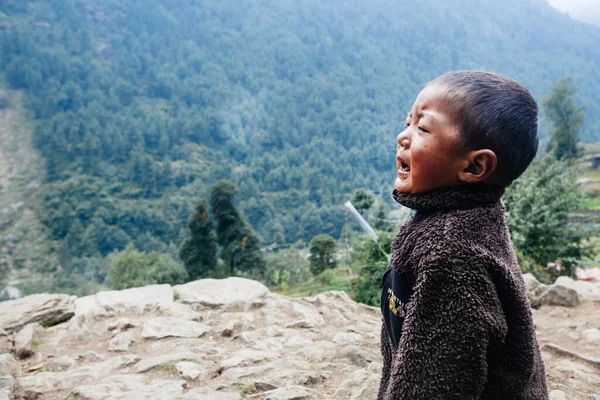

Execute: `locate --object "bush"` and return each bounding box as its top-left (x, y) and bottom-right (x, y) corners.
top-left (107, 244), bottom-right (187, 290)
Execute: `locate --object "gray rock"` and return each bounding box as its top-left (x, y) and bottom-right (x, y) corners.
top-left (219, 349), bottom-right (275, 370)
top-left (0, 376), bottom-right (15, 400)
top-left (174, 277), bottom-right (269, 308)
top-left (555, 276), bottom-right (600, 302)
top-left (95, 284), bottom-right (174, 315)
top-left (0, 294), bottom-right (75, 333)
top-left (220, 358), bottom-right (316, 387)
top-left (14, 323), bottom-right (41, 359)
top-left (108, 331), bottom-right (132, 352)
top-left (78, 351), bottom-right (105, 362)
top-left (258, 385), bottom-right (317, 400)
top-left (582, 328), bottom-right (600, 346)
top-left (332, 331), bottom-right (364, 345)
top-left (0, 354), bottom-right (20, 377)
top-left (294, 341), bottom-right (336, 362)
top-left (175, 361), bottom-right (207, 380)
top-left (173, 387), bottom-right (242, 400)
top-left (537, 285), bottom-right (579, 307)
top-left (67, 374), bottom-right (186, 399)
top-left (549, 390), bottom-right (568, 400)
top-left (53, 356), bottom-right (77, 370)
top-left (284, 336), bottom-right (313, 349)
top-left (132, 352), bottom-right (201, 373)
top-left (142, 317), bottom-right (210, 339)
top-left (334, 369), bottom-right (380, 400)
top-left (339, 345), bottom-right (378, 367)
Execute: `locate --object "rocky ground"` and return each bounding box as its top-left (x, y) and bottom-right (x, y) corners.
top-left (0, 276), bottom-right (599, 400)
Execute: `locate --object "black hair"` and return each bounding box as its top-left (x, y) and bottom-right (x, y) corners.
top-left (430, 70), bottom-right (538, 186)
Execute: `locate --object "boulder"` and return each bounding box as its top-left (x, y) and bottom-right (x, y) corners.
top-left (95, 284), bottom-right (174, 315)
top-left (0, 294), bottom-right (75, 333)
top-left (554, 276), bottom-right (600, 302)
top-left (174, 277), bottom-right (269, 308)
top-left (142, 317), bottom-right (210, 339)
top-left (537, 285), bottom-right (579, 307)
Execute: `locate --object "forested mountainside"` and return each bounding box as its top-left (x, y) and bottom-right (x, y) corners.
top-left (0, 0), bottom-right (599, 292)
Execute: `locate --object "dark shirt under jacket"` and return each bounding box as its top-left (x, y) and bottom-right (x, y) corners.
top-left (380, 264), bottom-right (413, 349)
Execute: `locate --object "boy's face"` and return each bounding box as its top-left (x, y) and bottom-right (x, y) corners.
top-left (395, 83), bottom-right (470, 194)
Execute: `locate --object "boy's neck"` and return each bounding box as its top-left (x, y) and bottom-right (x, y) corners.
top-left (392, 184), bottom-right (505, 213)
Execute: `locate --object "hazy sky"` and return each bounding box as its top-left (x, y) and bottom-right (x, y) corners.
top-left (547, 0), bottom-right (600, 25)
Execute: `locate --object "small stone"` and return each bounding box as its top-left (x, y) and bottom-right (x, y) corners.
top-left (285, 320), bottom-right (314, 329)
top-left (107, 318), bottom-right (138, 331)
top-left (567, 332), bottom-right (581, 341)
top-left (549, 390), bottom-right (568, 400)
top-left (260, 385), bottom-right (316, 400)
top-left (0, 376), bottom-right (15, 400)
top-left (53, 356), bottom-right (77, 369)
top-left (284, 336), bottom-right (313, 349)
top-left (0, 354), bottom-right (21, 376)
top-left (176, 361), bottom-right (207, 380)
top-left (332, 331), bottom-right (364, 345)
top-left (142, 317), bottom-right (209, 339)
top-left (549, 307), bottom-right (571, 318)
top-left (108, 331), bottom-right (132, 352)
top-left (133, 352), bottom-right (201, 373)
top-left (219, 320), bottom-right (241, 337)
top-left (78, 351), bottom-right (105, 362)
top-left (581, 328), bottom-right (600, 346)
top-left (14, 323), bottom-right (41, 359)
top-left (173, 387), bottom-right (242, 399)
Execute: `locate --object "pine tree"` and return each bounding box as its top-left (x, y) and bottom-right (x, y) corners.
top-left (308, 234), bottom-right (337, 276)
top-left (210, 180), bottom-right (265, 275)
top-left (179, 199), bottom-right (218, 280)
top-left (543, 76), bottom-right (585, 161)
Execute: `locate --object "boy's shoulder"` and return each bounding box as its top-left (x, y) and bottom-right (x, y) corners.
top-left (392, 201), bottom-right (514, 278)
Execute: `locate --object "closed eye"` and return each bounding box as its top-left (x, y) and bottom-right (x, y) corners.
top-left (418, 126), bottom-right (429, 133)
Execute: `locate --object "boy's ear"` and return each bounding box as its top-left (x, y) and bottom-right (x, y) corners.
top-left (458, 149), bottom-right (497, 184)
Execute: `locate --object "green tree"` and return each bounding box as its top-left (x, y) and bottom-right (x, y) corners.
top-left (351, 231), bottom-right (395, 306)
top-left (210, 180), bottom-right (265, 275)
top-left (351, 189), bottom-right (374, 215)
top-left (308, 234), bottom-right (337, 276)
top-left (107, 244), bottom-right (187, 290)
top-left (179, 199), bottom-right (218, 280)
top-left (505, 155), bottom-right (589, 280)
top-left (543, 76), bottom-right (585, 161)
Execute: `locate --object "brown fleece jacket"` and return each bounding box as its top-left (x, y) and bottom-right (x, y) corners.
top-left (378, 185), bottom-right (548, 400)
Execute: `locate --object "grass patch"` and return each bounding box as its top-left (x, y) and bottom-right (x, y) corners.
top-left (31, 339), bottom-right (42, 346)
top-left (235, 382), bottom-right (256, 396)
top-left (157, 362), bottom-right (176, 372)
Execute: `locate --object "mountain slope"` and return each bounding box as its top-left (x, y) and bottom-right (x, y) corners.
top-left (0, 0), bottom-right (599, 293)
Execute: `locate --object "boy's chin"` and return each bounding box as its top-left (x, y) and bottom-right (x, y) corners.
top-left (394, 177), bottom-right (413, 193)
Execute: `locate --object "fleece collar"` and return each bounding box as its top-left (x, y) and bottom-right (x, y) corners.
top-left (392, 185), bottom-right (505, 213)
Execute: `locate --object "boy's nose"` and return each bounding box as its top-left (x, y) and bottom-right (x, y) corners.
top-left (397, 131), bottom-right (410, 150)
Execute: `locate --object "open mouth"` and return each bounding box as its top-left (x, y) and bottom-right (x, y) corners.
top-left (400, 161), bottom-right (410, 173)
